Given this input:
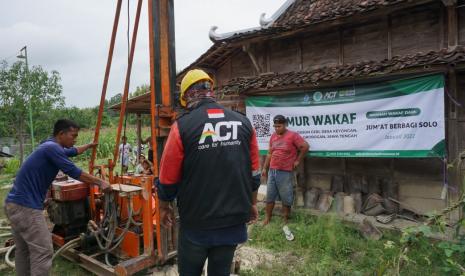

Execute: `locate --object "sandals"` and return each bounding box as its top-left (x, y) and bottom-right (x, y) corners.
top-left (282, 225), bottom-right (295, 241)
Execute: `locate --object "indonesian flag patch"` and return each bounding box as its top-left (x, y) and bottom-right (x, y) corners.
top-left (207, 109), bottom-right (225, 119)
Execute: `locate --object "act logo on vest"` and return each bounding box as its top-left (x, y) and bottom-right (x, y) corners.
top-left (198, 109), bottom-right (243, 150)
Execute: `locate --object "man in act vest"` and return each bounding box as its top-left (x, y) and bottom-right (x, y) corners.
top-left (156, 69), bottom-right (260, 275)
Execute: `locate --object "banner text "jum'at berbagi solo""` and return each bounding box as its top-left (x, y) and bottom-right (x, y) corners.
top-left (246, 74), bottom-right (445, 158)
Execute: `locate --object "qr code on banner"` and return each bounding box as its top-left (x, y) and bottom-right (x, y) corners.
top-left (252, 114), bottom-right (271, 137)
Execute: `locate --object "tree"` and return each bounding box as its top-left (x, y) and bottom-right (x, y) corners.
top-left (0, 61), bottom-right (64, 163)
top-left (130, 84), bottom-right (150, 98)
top-left (108, 93), bottom-right (122, 106)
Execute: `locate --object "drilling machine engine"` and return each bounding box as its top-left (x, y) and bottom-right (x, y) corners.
top-left (47, 178), bottom-right (90, 246)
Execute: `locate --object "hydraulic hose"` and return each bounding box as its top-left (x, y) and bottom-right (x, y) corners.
top-left (86, 192), bottom-right (146, 267)
top-left (5, 245), bottom-right (15, 268)
top-left (52, 237), bottom-right (81, 261)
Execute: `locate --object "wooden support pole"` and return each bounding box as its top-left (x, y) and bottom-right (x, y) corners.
top-left (338, 28), bottom-right (344, 65)
top-left (439, 4), bottom-right (446, 49)
top-left (443, 0), bottom-right (458, 48)
top-left (266, 41), bottom-right (271, 73)
top-left (136, 114), bottom-right (142, 159)
top-left (446, 69), bottom-right (461, 222)
top-left (242, 44), bottom-right (262, 75)
top-left (387, 15), bottom-right (392, 60)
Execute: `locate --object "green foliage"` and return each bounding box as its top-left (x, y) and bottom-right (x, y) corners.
top-left (437, 238), bottom-right (465, 274)
top-left (108, 93), bottom-right (122, 106)
top-left (392, 192), bottom-right (465, 275)
top-left (243, 210), bottom-right (458, 275)
top-left (130, 84), bottom-right (150, 98)
top-left (3, 158), bottom-right (20, 175)
top-left (0, 60), bottom-right (151, 151)
top-left (0, 173), bottom-right (13, 186)
top-left (0, 60), bottom-right (65, 135)
top-left (73, 127), bottom-right (151, 166)
top-left (0, 60), bottom-right (65, 161)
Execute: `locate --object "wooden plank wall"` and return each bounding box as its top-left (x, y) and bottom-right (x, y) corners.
top-left (301, 31), bottom-right (339, 70)
top-left (268, 38), bottom-right (301, 72)
top-left (230, 51), bottom-right (255, 79)
top-left (459, 6), bottom-right (465, 45)
top-left (213, 2), bottom-right (458, 215)
top-left (390, 5), bottom-right (441, 56)
top-left (343, 20), bottom-right (388, 64)
top-left (215, 2), bottom-right (442, 78)
top-left (216, 59), bottom-right (232, 88)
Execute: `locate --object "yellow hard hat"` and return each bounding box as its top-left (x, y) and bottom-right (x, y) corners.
top-left (180, 69), bottom-right (213, 107)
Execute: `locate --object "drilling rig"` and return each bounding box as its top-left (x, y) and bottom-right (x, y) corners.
top-left (46, 0), bottom-right (178, 274)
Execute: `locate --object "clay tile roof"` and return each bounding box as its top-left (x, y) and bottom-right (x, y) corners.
top-left (273, 0), bottom-right (406, 29)
top-left (183, 0), bottom-right (435, 80)
top-left (219, 47), bottom-right (465, 95)
top-left (176, 43), bottom-right (239, 81)
top-left (212, 0), bottom-right (417, 43)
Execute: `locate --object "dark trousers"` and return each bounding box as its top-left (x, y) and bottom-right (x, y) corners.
top-left (5, 202), bottom-right (53, 276)
top-left (178, 230), bottom-right (236, 276)
top-left (148, 149), bottom-right (153, 163)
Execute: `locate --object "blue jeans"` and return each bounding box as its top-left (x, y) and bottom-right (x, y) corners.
top-left (178, 229), bottom-right (237, 276)
top-left (266, 169), bottom-right (294, 206)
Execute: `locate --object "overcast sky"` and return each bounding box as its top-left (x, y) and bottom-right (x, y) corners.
top-left (0, 0), bottom-right (284, 107)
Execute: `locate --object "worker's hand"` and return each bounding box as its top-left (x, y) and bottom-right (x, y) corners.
top-left (100, 181), bottom-right (112, 193)
top-left (248, 204), bottom-right (258, 224)
top-left (293, 160), bottom-right (300, 170)
top-left (261, 169), bottom-right (268, 178)
top-left (160, 205), bottom-right (175, 228)
top-left (85, 142), bottom-right (98, 151)
top-left (43, 198), bottom-right (51, 208)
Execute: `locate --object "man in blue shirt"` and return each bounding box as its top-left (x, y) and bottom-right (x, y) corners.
top-left (4, 119), bottom-right (111, 276)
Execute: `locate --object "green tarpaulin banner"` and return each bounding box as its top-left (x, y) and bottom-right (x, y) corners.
top-left (246, 74), bottom-right (445, 158)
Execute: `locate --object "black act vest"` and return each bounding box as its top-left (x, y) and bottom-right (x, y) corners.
top-left (176, 100), bottom-right (254, 230)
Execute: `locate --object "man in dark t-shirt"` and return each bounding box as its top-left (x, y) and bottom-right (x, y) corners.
top-left (5, 119), bottom-right (111, 276)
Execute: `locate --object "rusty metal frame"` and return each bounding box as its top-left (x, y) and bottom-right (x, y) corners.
top-left (113, 0), bottom-right (144, 167)
top-left (148, 0), bottom-right (176, 260)
top-left (89, 0), bottom-right (123, 217)
top-left (63, 0), bottom-right (178, 275)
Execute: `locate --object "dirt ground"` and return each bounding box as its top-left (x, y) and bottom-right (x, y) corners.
top-left (148, 245), bottom-right (298, 276)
